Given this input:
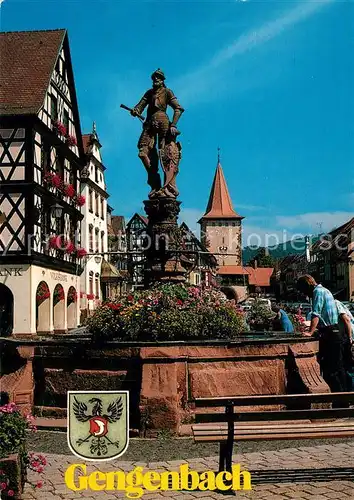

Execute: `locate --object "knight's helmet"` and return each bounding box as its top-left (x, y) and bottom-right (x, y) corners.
top-left (151, 68), bottom-right (166, 81)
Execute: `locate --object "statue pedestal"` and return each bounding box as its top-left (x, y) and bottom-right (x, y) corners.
top-left (143, 197), bottom-right (187, 288)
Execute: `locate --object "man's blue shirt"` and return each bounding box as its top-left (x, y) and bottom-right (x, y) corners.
top-left (311, 284), bottom-right (338, 327)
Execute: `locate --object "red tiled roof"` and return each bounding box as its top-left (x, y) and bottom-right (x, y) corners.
top-left (217, 265), bottom-right (274, 287)
top-left (245, 267), bottom-right (274, 287)
top-left (200, 163), bottom-right (243, 220)
top-left (217, 266), bottom-right (249, 275)
top-left (0, 29), bottom-right (66, 116)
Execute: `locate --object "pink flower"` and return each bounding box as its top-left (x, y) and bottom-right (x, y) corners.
top-left (76, 247), bottom-right (87, 258)
top-left (76, 195), bottom-right (86, 207)
top-left (53, 120), bottom-right (67, 136)
top-left (66, 135), bottom-right (77, 147)
top-left (64, 184), bottom-right (75, 198)
top-left (0, 482), bottom-right (7, 490)
top-left (7, 490), bottom-right (14, 496)
top-left (52, 174), bottom-right (63, 189)
top-left (0, 470), bottom-right (4, 475)
top-left (36, 481), bottom-right (43, 488)
top-left (65, 241), bottom-right (76, 254)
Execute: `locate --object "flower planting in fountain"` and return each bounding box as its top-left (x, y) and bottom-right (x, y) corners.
top-left (0, 403), bottom-right (46, 498)
top-left (87, 283), bottom-right (247, 342)
top-left (247, 299), bottom-right (275, 331)
top-left (288, 312), bottom-right (307, 333)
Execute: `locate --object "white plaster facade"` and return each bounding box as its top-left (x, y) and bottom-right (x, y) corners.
top-left (79, 125), bottom-right (109, 315)
top-left (0, 264), bottom-right (80, 336)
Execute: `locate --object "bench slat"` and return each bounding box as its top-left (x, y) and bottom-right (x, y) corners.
top-left (194, 392), bottom-right (354, 407)
top-left (193, 427), bottom-right (354, 436)
top-left (195, 407), bottom-right (354, 423)
top-left (193, 421), bottom-right (354, 431)
top-left (193, 430), bottom-right (354, 442)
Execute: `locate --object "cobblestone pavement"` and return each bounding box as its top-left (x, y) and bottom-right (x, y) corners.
top-left (23, 443), bottom-right (354, 499)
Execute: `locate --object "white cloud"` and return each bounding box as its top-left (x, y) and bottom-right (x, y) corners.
top-left (178, 0), bottom-right (334, 104)
top-left (236, 203), bottom-right (268, 212)
top-left (276, 211), bottom-right (354, 232)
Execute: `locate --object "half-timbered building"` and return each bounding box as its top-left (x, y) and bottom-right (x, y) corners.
top-left (0, 29), bottom-right (85, 336)
top-left (179, 222), bottom-right (217, 286)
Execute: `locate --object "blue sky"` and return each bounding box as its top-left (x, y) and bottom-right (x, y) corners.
top-left (1, 0), bottom-right (353, 246)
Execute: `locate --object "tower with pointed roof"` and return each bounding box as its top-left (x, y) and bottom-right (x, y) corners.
top-left (198, 153), bottom-right (244, 266)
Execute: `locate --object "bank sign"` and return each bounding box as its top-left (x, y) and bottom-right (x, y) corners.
top-left (0, 267), bottom-right (23, 277)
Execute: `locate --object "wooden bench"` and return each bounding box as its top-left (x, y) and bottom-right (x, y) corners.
top-left (192, 392), bottom-right (354, 473)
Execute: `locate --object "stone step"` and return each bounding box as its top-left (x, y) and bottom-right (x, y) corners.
top-left (35, 417), bottom-right (67, 431)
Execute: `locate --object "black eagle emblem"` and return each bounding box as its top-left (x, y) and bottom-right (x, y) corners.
top-left (72, 396), bottom-right (124, 456)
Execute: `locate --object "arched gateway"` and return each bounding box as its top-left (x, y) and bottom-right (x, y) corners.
top-left (36, 281), bottom-right (50, 334)
top-left (53, 284), bottom-right (65, 333)
top-left (0, 284), bottom-right (14, 336)
top-left (67, 286), bottom-right (77, 329)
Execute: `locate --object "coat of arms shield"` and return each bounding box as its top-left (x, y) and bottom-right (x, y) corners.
top-left (67, 391), bottom-right (129, 461)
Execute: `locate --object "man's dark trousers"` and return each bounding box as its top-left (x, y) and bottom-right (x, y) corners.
top-left (318, 326), bottom-right (352, 406)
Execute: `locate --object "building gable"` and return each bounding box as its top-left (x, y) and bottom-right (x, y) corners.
top-left (38, 34), bottom-right (84, 160)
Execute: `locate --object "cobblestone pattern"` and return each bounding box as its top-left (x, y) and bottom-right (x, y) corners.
top-left (22, 443), bottom-right (354, 499)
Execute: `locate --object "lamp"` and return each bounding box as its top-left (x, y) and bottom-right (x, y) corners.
top-left (51, 203), bottom-right (63, 219)
top-left (94, 255), bottom-right (102, 264)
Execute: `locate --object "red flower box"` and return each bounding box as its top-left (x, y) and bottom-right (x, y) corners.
top-left (49, 236), bottom-right (63, 250)
top-left (43, 172), bottom-right (64, 191)
top-left (76, 195), bottom-right (86, 207)
top-left (66, 135), bottom-right (77, 147)
top-left (43, 172), bottom-right (54, 184)
top-left (52, 174), bottom-right (63, 189)
top-left (64, 184), bottom-right (75, 198)
top-left (53, 120), bottom-right (67, 136)
top-left (87, 294), bottom-right (95, 300)
top-left (76, 248), bottom-right (87, 258)
top-left (65, 241), bottom-right (76, 254)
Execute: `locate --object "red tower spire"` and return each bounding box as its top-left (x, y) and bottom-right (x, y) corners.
top-left (201, 157), bottom-right (243, 220)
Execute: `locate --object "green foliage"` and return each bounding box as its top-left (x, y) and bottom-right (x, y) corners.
top-left (0, 404), bottom-right (46, 495)
top-left (86, 283), bottom-right (248, 342)
top-left (248, 247), bottom-right (275, 268)
top-left (0, 405), bottom-right (28, 459)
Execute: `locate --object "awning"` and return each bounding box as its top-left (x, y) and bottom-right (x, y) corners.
top-left (100, 259), bottom-right (123, 283)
